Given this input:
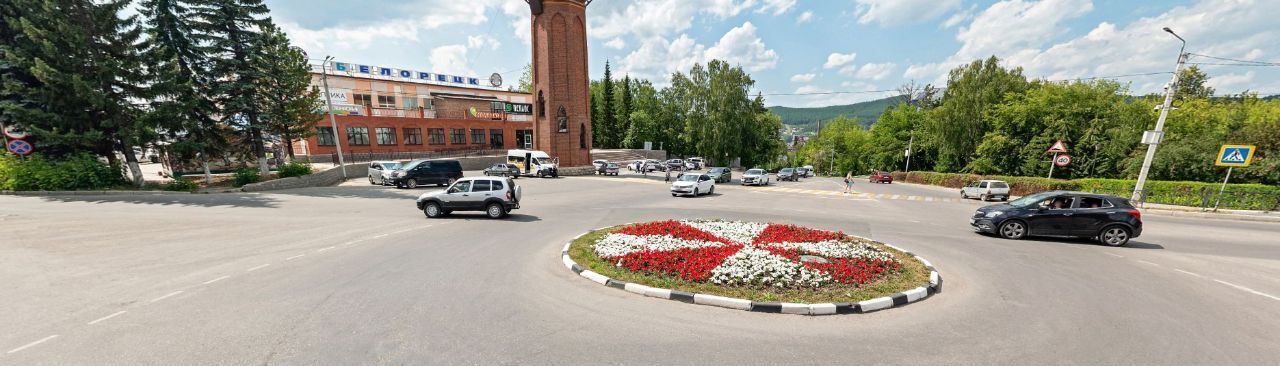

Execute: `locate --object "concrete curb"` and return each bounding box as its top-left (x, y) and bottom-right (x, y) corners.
top-left (0, 190), bottom-right (209, 196)
top-left (560, 225), bottom-right (942, 316)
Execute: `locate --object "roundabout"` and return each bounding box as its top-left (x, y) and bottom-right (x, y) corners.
top-left (561, 219), bottom-right (942, 315)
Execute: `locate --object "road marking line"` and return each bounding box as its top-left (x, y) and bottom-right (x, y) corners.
top-left (1136, 260), bottom-right (1161, 267)
top-left (1104, 253), bottom-right (1124, 258)
top-left (1213, 279), bottom-right (1280, 301)
top-left (1174, 269), bottom-right (1204, 278)
top-left (890, 195), bottom-right (901, 200)
top-left (925, 197), bottom-right (935, 202)
top-left (371, 233), bottom-right (389, 239)
top-left (202, 275), bottom-right (230, 285)
top-left (87, 311), bottom-right (127, 325)
top-left (150, 291), bottom-right (183, 303)
top-left (285, 254), bottom-right (305, 261)
top-left (908, 196), bottom-right (920, 201)
top-left (317, 246), bottom-right (336, 253)
top-left (7, 335), bottom-right (58, 354)
top-left (247, 264), bottom-right (271, 272)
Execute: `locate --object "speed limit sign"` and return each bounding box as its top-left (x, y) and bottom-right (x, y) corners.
top-left (1054, 154), bottom-right (1072, 167)
top-left (3, 123), bottom-right (28, 139)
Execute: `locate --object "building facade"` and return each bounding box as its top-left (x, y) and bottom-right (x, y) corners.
top-left (295, 62), bottom-right (536, 158)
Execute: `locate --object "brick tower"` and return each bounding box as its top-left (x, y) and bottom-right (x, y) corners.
top-left (529, 0), bottom-right (592, 168)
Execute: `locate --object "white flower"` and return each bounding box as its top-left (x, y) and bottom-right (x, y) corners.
top-left (593, 233), bottom-right (725, 258)
top-left (709, 247), bottom-right (830, 287)
top-left (766, 240), bottom-right (896, 262)
top-left (680, 220), bottom-right (768, 244)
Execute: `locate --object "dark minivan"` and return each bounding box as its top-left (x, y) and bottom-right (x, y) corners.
top-left (389, 159), bottom-right (463, 189)
top-left (971, 191), bottom-right (1143, 246)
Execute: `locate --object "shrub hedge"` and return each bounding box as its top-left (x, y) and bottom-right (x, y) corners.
top-left (891, 171), bottom-right (1280, 211)
top-left (277, 161), bottom-right (312, 178)
top-left (232, 167), bottom-right (261, 187)
top-left (0, 154), bottom-right (126, 191)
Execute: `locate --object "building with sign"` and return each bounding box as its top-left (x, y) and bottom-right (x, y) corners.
top-left (293, 62), bottom-right (536, 158)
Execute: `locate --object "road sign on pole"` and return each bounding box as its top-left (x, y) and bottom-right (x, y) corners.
top-left (3, 123), bottom-right (28, 139)
top-left (1054, 154), bottom-right (1072, 167)
top-left (1047, 140), bottom-right (1068, 153)
top-left (1215, 145), bottom-right (1255, 167)
top-left (7, 139), bottom-right (33, 156)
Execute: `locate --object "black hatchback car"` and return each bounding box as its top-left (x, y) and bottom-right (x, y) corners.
top-left (388, 159), bottom-right (463, 189)
top-left (971, 191), bottom-right (1143, 246)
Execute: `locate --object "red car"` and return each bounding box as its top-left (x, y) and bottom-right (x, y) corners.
top-left (869, 170), bottom-right (893, 184)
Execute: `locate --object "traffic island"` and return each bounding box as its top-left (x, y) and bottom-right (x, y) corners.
top-left (561, 220), bottom-right (941, 315)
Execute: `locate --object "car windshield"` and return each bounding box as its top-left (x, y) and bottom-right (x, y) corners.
top-left (781, 168), bottom-right (793, 173)
top-left (746, 169), bottom-right (764, 175)
top-left (677, 174), bottom-right (699, 182)
top-left (382, 162), bottom-right (401, 170)
top-left (1008, 192), bottom-right (1058, 208)
top-left (607, 163), bottom-right (618, 168)
top-left (401, 161), bottom-right (423, 170)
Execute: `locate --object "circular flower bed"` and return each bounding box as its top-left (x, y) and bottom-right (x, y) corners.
top-left (568, 220), bottom-right (934, 305)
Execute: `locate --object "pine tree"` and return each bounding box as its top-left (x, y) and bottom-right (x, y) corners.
top-left (2, 0), bottom-right (149, 185)
top-left (193, 0), bottom-right (272, 175)
top-left (618, 75), bottom-right (633, 148)
top-left (255, 23), bottom-right (320, 159)
top-left (139, 0), bottom-right (225, 183)
top-left (599, 61), bottom-right (615, 148)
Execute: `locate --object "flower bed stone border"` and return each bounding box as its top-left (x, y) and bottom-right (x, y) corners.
top-left (560, 226), bottom-right (942, 315)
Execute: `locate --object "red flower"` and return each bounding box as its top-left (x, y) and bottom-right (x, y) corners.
top-left (752, 223), bottom-right (845, 245)
top-left (616, 220), bottom-right (734, 244)
top-left (608, 245), bottom-right (744, 281)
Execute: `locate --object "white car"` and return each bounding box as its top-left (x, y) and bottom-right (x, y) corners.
top-left (961, 180), bottom-right (1011, 201)
top-left (687, 157), bottom-right (705, 170)
top-left (670, 173), bottom-right (715, 197)
top-left (367, 160), bottom-right (402, 185)
top-left (740, 168), bottom-right (770, 186)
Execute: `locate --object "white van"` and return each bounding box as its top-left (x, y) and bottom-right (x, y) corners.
top-left (961, 180), bottom-right (1010, 201)
top-left (507, 149), bottom-right (559, 178)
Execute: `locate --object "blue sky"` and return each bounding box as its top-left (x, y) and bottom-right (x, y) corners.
top-left (272, 0), bottom-right (1278, 107)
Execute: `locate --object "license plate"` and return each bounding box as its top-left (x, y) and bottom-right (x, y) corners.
top-left (969, 218), bottom-right (976, 224)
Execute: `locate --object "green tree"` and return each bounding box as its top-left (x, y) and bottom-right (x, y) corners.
top-left (254, 24), bottom-right (320, 159)
top-left (1175, 65), bottom-right (1214, 101)
top-left (596, 61), bottom-right (616, 148)
top-left (515, 63), bottom-right (532, 93)
top-left (194, 0), bottom-right (272, 174)
top-left (928, 56), bottom-right (1029, 172)
top-left (617, 75), bottom-right (633, 148)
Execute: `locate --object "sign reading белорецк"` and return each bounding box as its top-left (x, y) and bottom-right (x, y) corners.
top-left (330, 62), bottom-right (487, 88)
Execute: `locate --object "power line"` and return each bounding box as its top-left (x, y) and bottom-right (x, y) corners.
top-left (1188, 62), bottom-right (1280, 67)
top-left (1188, 53), bottom-right (1280, 66)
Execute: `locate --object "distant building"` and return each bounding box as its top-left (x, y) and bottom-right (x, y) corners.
top-left (296, 61), bottom-right (534, 160)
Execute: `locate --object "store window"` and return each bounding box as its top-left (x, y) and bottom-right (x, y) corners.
top-left (490, 129), bottom-right (504, 148)
top-left (346, 127), bottom-right (370, 146)
top-left (316, 127), bottom-right (336, 146)
top-left (377, 95), bottom-right (396, 108)
top-left (403, 128), bottom-right (423, 145)
top-left (471, 129), bottom-right (486, 144)
top-left (427, 128), bottom-right (445, 145)
top-left (450, 128), bottom-right (466, 144)
top-left (353, 94), bottom-right (372, 107)
top-left (375, 127), bottom-right (396, 145)
top-left (404, 97), bottom-right (418, 109)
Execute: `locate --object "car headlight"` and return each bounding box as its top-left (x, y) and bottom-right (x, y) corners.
top-left (985, 211), bottom-right (1004, 218)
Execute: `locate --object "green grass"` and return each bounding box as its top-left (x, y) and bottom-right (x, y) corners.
top-left (567, 226), bottom-right (932, 304)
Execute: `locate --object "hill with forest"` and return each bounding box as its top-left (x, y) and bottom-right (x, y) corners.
top-left (768, 96), bottom-right (899, 134)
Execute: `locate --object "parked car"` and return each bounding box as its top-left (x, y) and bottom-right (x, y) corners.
top-left (416, 177), bottom-right (521, 219)
top-left (670, 173), bottom-right (715, 197)
top-left (644, 159), bottom-right (664, 172)
top-left (970, 191), bottom-right (1142, 246)
top-left (798, 165), bottom-right (815, 178)
top-left (388, 159), bottom-right (463, 189)
top-left (961, 180), bottom-right (1010, 201)
top-left (869, 170), bottom-right (893, 183)
top-left (666, 159), bottom-right (686, 171)
top-left (483, 163), bottom-right (521, 178)
top-left (367, 160), bottom-right (402, 185)
top-left (706, 167), bottom-right (732, 183)
top-left (602, 163), bottom-right (620, 176)
top-left (592, 159), bottom-right (608, 171)
top-left (687, 157), bottom-right (705, 170)
top-left (777, 168), bottom-right (798, 181)
top-left (741, 168), bottom-right (770, 186)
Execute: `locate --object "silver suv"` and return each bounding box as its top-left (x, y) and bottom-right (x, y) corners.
top-left (416, 177), bottom-right (521, 219)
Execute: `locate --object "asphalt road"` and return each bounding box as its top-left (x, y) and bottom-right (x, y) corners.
top-left (1, 170), bottom-right (1277, 365)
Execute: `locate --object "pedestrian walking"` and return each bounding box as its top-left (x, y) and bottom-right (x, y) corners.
top-left (664, 166), bottom-right (672, 182)
top-left (844, 171), bottom-right (855, 193)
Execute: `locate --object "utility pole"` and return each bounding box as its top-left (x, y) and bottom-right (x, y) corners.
top-left (1132, 27), bottom-right (1187, 203)
top-left (904, 133), bottom-right (913, 173)
top-left (322, 56), bottom-right (348, 178)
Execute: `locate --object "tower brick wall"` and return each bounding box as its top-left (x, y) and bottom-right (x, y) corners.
top-left (530, 0), bottom-right (593, 167)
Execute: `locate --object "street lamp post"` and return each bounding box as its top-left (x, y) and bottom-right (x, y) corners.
top-left (321, 56), bottom-right (347, 178)
top-left (1131, 27), bottom-right (1187, 203)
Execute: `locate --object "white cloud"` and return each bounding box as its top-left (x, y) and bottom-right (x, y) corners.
top-left (619, 22), bottom-right (779, 81)
top-left (855, 0), bottom-right (962, 26)
top-left (855, 62), bottom-right (897, 80)
top-left (954, 0), bottom-right (1093, 62)
top-left (429, 44), bottom-right (474, 76)
top-left (604, 37), bottom-right (627, 50)
top-left (778, 82), bottom-right (892, 107)
top-left (1206, 71), bottom-right (1255, 91)
top-left (824, 52), bottom-right (858, 69)
top-left (790, 73), bottom-right (817, 82)
top-left (467, 35), bottom-right (501, 50)
top-left (757, 0), bottom-right (797, 15)
top-left (942, 5), bottom-right (976, 28)
top-left (796, 11), bottom-right (814, 23)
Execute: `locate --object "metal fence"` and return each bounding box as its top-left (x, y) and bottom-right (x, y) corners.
top-left (300, 148), bottom-right (506, 165)
top-left (1085, 186), bottom-right (1280, 212)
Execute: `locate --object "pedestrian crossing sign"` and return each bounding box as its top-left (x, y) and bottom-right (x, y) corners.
top-left (1215, 145), bottom-right (1255, 167)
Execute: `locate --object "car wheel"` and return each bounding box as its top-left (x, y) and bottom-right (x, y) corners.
top-left (1099, 225), bottom-right (1131, 247)
top-left (960, 191), bottom-right (968, 199)
top-left (423, 202), bottom-right (443, 218)
top-left (485, 203), bottom-right (506, 219)
top-left (407, 179), bottom-right (418, 189)
top-left (693, 188), bottom-right (699, 197)
top-left (369, 176), bottom-right (377, 185)
top-left (1001, 196), bottom-right (1009, 201)
top-left (980, 194), bottom-right (989, 201)
top-left (999, 220), bottom-right (1027, 240)
top-left (671, 193), bottom-right (677, 197)
top-left (709, 186), bottom-right (715, 195)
